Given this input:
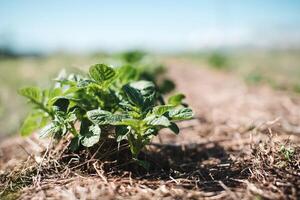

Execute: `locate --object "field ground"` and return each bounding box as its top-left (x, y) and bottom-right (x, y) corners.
top-left (1, 57), bottom-right (299, 199)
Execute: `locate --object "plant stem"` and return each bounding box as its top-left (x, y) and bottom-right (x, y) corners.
top-left (70, 123), bottom-right (78, 136)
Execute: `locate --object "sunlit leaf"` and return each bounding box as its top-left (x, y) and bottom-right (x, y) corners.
top-left (168, 108), bottom-right (193, 120)
top-left (152, 105), bottom-right (175, 116)
top-left (144, 115), bottom-right (171, 127)
top-left (39, 123), bottom-right (56, 138)
top-left (89, 64), bottom-right (116, 84)
top-left (81, 124), bottom-right (101, 147)
top-left (18, 87), bottom-right (42, 103)
top-left (87, 109), bottom-right (126, 125)
top-left (20, 112), bottom-right (47, 136)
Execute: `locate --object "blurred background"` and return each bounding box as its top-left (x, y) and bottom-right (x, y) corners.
top-left (0, 0), bottom-right (300, 135)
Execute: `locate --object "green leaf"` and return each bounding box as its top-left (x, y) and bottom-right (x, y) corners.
top-left (20, 112), bottom-right (46, 136)
top-left (66, 113), bottom-right (77, 123)
top-left (77, 79), bottom-right (94, 88)
top-left (123, 84), bottom-right (144, 107)
top-left (89, 64), bottom-right (116, 84)
top-left (81, 124), bottom-right (101, 147)
top-left (50, 89), bottom-right (64, 102)
top-left (123, 80), bottom-right (156, 108)
top-left (153, 105), bottom-right (175, 116)
top-left (129, 80), bottom-right (156, 96)
top-left (117, 119), bottom-right (142, 129)
top-left (168, 93), bottom-right (185, 106)
top-left (132, 81), bottom-right (156, 108)
top-left (144, 115), bottom-right (171, 127)
top-left (19, 87), bottom-right (42, 103)
top-left (87, 109), bottom-right (112, 124)
top-left (116, 65), bottom-right (139, 85)
top-left (169, 122), bottom-right (179, 134)
top-left (39, 123), bottom-right (56, 138)
top-left (168, 108), bottom-right (193, 120)
top-left (115, 126), bottom-right (130, 142)
top-left (87, 109), bottom-right (126, 125)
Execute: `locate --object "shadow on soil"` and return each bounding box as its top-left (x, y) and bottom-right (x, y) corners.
top-left (138, 142), bottom-right (250, 192)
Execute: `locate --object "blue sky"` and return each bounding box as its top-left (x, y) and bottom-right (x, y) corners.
top-left (1, 0), bottom-right (300, 52)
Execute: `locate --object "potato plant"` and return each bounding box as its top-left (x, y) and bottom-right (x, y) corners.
top-left (19, 63), bottom-right (193, 162)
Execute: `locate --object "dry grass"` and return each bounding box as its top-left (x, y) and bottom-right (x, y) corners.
top-left (1, 121), bottom-right (298, 199)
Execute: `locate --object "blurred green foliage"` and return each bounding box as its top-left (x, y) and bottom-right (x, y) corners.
top-left (182, 50), bottom-right (300, 93)
top-left (121, 50), bottom-right (146, 63)
top-left (119, 50), bottom-right (175, 95)
top-left (208, 52), bottom-right (229, 70)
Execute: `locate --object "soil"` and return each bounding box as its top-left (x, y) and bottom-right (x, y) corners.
top-left (0, 59), bottom-right (299, 200)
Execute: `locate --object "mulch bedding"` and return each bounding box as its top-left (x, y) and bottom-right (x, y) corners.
top-left (0, 60), bottom-right (299, 200)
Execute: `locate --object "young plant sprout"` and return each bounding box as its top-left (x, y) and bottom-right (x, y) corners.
top-left (19, 63), bottom-right (193, 164)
